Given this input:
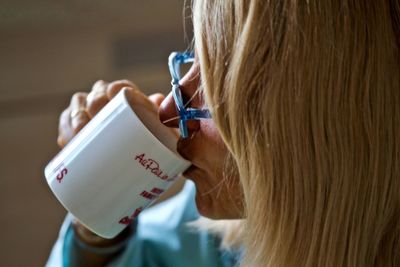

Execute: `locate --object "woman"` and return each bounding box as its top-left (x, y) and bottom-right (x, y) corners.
top-left (48, 0), bottom-right (400, 266)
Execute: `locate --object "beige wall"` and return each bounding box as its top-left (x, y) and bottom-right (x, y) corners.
top-left (0, 1), bottom-right (189, 266)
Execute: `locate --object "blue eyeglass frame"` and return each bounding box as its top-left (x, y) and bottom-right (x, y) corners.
top-left (168, 51), bottom-right (212, 138)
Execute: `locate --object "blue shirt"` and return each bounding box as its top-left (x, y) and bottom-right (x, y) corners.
top-left (46, 181), bottom-right (241, 267)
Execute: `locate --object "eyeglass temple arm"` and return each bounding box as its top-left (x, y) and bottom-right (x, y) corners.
top-left (185, 108), bottom-right (211, 120)
top-left (173, 88), bottom-right (211, 138)
top-left (173, 86), bottom-right (211, 119)
top-left (178, 108), bottom-right (212, 138)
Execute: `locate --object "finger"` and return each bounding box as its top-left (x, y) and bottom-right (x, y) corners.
top-left (87, 80), bottom-right (109, 118)
top-left (148, 93), bottom-right (166, 108)
top-left (92, 80), bottom-right (108, 93)
top-left (57, 108), bottom-right (74, 148)
top-left (70, 92), bottom-right (90, 134)
top-left (106, 79), bottom-right (137, 100)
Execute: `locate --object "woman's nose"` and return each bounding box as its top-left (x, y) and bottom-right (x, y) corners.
top-left (158, 61), bottom-right (200, 134)
top-left (158, 62), bottom-right (201, 133)
top-left (158, 92), bottom-right (200, 132)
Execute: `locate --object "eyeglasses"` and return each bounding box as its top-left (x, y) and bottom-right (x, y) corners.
top-left (168, 51), bottom-right (211, 138)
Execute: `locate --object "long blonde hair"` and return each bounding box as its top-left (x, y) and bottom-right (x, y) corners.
top-left (193, 0), bottom-right (400, 266)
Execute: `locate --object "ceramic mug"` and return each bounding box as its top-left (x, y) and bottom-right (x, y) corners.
top-left (45, 88), bottom-right (190, 238)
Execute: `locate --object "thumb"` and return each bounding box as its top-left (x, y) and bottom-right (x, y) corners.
top-left (148, 93), bottom-right (166, 108)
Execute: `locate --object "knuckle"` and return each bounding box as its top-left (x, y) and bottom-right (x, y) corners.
top-left (93, 79), bottom-right (106, 87)
top-left (71, 92), bottom-right (87, 105)
top-left (92, 80), bottom-right (107, 92)
top-left (75, 92), bottom-right (87, 101)
top-left (71, 92), bottom-right (84, 100)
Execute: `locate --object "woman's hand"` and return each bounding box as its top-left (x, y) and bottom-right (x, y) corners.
top-left (57, 79), bottom-right (165, 148)
top-left (57, 79), bottom-right (165, 267)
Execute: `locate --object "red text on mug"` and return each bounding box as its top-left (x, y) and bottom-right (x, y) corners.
top-left (118, 186), bottom-right (165, 225)
top-left (119, 207), bottom-right (143, 225)
top-left (134, 153), bottom-right (170, 181)
top-left (54, 163), bottom-right (68, 183)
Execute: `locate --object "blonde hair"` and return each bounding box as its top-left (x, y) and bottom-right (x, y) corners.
top-left (193, 0), bottom-right (400, 266)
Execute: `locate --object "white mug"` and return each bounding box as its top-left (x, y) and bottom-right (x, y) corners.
top-left (45, 88), bottom-right (191, 238)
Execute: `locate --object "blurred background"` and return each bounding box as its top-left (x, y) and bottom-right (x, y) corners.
top-left (0, 1), bottom-right (190, 266)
